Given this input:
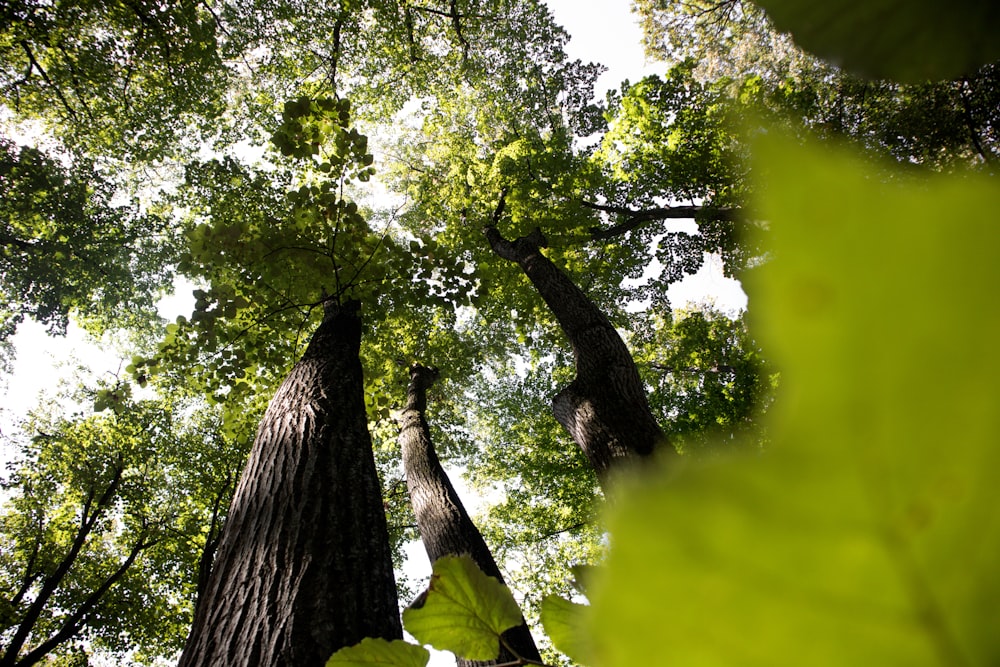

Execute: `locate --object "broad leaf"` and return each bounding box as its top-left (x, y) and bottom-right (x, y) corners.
top-left (402, 554), bottom-right (522, 660)
top-left (540, 595), bottom-right (592, 665)
top-left (757, 0), bottom-right (1000, 82)
top-left (583, 134), bottom-right (1000, 665)
top-left (325, 638), bottom-right (429, 667)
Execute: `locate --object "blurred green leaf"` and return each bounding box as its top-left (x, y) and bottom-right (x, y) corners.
top-left (540, 595), bottom-right (592, 665)
top-left (757, 1), bottom-right (1000, 82)
top-left (325, 638), bottom-right (429, 667)
top-left (402, 554), bottom-right (522, 660)
top-left (583, 133), bottom-right (1000, 665)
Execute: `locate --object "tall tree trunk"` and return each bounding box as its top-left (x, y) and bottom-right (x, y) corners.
top-left (484, 226), bottom-right (673, 485)
top-left (399, 364), bottom-right (541, 666)
top-left (179, 301), bottom-right (401, 667)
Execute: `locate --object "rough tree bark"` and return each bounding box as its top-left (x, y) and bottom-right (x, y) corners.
top-left (484, 225), bottom-right (673, 485)
top-left (399, 364), bottom-right (541, 666)
top-left (179, 301), bottom-right (401, 667)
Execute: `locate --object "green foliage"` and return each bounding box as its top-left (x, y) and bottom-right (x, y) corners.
top-left (271, 96), bottom-right (375, 183)
top-left (633, 0), bottom-right (812, 84)
top-left (1, 392), bottom-right (246, 664)
top-left (575, 134), bottom-right (1000, 665)
top-left (635, 3), bottom-right (1000, 171)
top-left (0, 138), bottom-right (177, 341)
top-left (539, 595), bottom-right (591, 666)
top-left (0, 0), bottom-right (226, 159)
top-left (632, 305), bottom-right (774, 453)
top-left (402, 554), bottom-right (523, 661)
top-left (598, 63), bottom-right (744, 208)
top-left (757, 0), bottom-right (1000, 82)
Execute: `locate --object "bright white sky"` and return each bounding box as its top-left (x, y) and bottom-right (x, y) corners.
top-left (1, 1), bottom-right (746, 662)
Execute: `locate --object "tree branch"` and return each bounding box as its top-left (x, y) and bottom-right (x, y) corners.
top-left (583, 201), bottom-right (741, 241)
top-left (14, 531), bottom-right (158, 667)
top-left (18, 41), bottom-right (79, 123)
top-left (957, 78), bottom-right (993, 165)
top-left (650, 363), bottom-right (739, 374)
top-left (0, 462), bottom-right (123, 667)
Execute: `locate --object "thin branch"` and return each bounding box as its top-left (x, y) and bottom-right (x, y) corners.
top-left (491, 188), bottom-right (508, 226)
top-left (583, 201), bottom-right (741, 241)
top-left (196, 475), bottom-right (232, 602)
top-left (536, 521), bottom-right (587, 540)
top-left (0, 463), bottom-right (124, 666)
top-left (52, 43), bottom-right (96, 122)
top-left (18, 41), bottom-right (79, 122)
top-left (199, 0), bottom-right (258, 75)
top-left (9, 513), bottom-right (45, 610)
top-left (14, 532), bottom-right (158, 667)
top-left (403, 4), bottom-right (420, 64)
top-left (327, 16), bottom-right (342, 85)
top-left (408, 3), bottom-right (483, 19)
top-left (650, 363), bottom-right (739, 374)
top-left (449, 0), bottom-right (470, 64)
top-left (341, 210), bottom-right (397, 294)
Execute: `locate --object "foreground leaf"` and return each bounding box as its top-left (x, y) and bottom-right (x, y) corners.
top-left (540, 595), bottom-right (592, 665)
top-left (757, 0), bottom-right (1000, 82)
top-left (584, 134), bottom-right (1000, 665)
top-left (325, 638), bottom-right (429, 667)
top-left (402, 554), bottom-right (522, 660)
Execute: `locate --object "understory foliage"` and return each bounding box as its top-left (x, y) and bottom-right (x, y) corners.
top-left (1, 394), bottom-right (247, 664)
top-left (1, 0), bottom-right (998, 665)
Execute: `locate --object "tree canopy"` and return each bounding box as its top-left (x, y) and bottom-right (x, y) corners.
top-left (2, 0), bottom-right (998, 665)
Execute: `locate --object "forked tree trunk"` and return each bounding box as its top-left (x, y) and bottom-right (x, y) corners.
top-left (179, 301), bottom-right (401, 667)
top-left (399, 364), bottom-right (541, 666)
top-left (484, 226), bottom-right (672, 485)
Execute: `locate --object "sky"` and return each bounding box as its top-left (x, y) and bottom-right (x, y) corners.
top-left (1, 1), bottom-right (745, 662)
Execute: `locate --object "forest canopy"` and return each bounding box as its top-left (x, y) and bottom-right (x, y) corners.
top-left (2, 0), bottom-right (998, 665)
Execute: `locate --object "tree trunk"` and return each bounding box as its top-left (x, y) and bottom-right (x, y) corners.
top-left (179, 301), bottom-right (401, 667)
top-left (399, 364), bottom-right (541, 666)
top-left (484, 226), bottom-right (672, 485)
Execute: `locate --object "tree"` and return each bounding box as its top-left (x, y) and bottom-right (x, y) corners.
top-left (0, 395), bottom-right (244, 666)
top-left (1, 1), bottom-right (791, 663)
top-left (634, 305), bottom-right (774, 453)
top-left (0, 0), bottom-right (227, 160)
top-left (634, 0), bottom-right (1000, 169)
top-left (484, 223), bottom-right (672, 484)
top-left (399, 363), bottom-right (541, 666)
top-left (179, 301), bottom-right (402, 666)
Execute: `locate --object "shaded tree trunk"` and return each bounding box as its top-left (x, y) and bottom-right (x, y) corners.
top-left (484, 226), bottom-right (673, 485)
top-left (399, 364), bottom-right (541, 666)
top-left (179, 301), bottom-right (401, 667)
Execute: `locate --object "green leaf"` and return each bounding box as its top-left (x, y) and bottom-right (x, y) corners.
top-left (756, 1), bottom-right (1000, 82)
top-left (540, 595), bottom-right (592, 665)
top-left (402, 554), bottom-right (522, 660)
top-left (325, 638), bottom-right (429, 667)
top-left (584, 133), bottom-right (1000, 665)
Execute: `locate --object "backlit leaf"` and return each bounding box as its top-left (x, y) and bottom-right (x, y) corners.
top-left (325, 638), bottom-right (429, 667)
top-left (540, 595), bottom-right (592, 665)
top-left (402, 554), bottom-right (522, 660)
